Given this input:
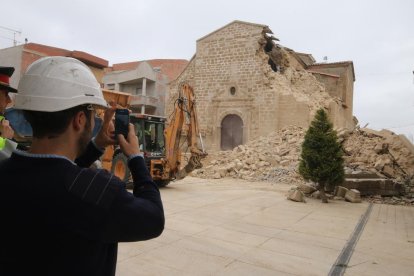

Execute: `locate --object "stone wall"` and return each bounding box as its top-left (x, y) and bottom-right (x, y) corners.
top-left (307, 62), bottom-right (355, 128)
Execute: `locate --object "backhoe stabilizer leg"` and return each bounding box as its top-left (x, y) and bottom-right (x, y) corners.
top-left (176, 155), bottom-right (205, 180)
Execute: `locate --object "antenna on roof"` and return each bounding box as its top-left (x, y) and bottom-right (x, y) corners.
top-left (0, 25), bottom-right (22, 46)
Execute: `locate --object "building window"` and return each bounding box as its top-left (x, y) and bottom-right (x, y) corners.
top-left (136, 87), bottom-right (143, 95)
top-left (230, 87), bottom-right (236, 95)
top-left (107, 83), bottom-right (115, 90)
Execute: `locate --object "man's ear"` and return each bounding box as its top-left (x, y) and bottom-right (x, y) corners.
top-left (72, 111), bottom-right (86, 131)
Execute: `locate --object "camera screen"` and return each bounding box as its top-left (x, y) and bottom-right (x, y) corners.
top-left (115, 110), bottom-right (129, 137)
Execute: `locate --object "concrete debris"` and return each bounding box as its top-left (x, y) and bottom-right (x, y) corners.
top-left (192, 125), bottom-right (306, 185)
top-left (364, 195), bottom-right (414, 206)
top-left (287, 188), bottom-right (306, 203)
top-left (191, 125), bottom-right (414, 204)
top-left (333, 196), bottom-right (345, 200)
top-left (334, 186), bottom-right (349, 198)
top-left (298, 183), bottom-right (317, 194)
top-left (345, 189), bottom-right (362, 203)
top-left (311, 190), bottom-right (321, 199)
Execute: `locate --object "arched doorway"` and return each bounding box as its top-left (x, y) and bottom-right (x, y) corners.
top-left (221, 114), bottom-right (243, 150)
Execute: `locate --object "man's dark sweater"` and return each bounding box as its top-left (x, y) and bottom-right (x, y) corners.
top-left (0, 142), bottom-right (164, 276)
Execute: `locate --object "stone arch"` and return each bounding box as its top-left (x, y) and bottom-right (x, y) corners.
top-left (220, 114), bottom-right (244, 150)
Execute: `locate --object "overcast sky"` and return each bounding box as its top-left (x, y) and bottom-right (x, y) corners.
top-left (2, 0), bottom-right (413, 138)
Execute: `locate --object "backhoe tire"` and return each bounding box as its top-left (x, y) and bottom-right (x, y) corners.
top-left (111, 152), bottom-right (130, 183)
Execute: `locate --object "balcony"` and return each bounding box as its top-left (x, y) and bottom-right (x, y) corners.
top-left (130, 95), bottom-right (159, 109)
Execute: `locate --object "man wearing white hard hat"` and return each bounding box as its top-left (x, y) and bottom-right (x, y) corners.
top-left (0, 57), bottom-right (164, 276)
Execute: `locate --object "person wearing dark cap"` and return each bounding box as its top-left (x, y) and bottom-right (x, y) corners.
top-left (0, 66), bottom-right (18, 160)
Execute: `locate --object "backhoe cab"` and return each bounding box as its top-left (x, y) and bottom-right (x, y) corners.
top-left (110, 114), bottom-right (168, 186)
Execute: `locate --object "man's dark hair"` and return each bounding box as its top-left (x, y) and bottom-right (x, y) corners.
top-left (24, 105), bottom-right (92, 139)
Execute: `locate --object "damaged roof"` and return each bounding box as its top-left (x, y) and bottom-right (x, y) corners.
top-left (294, 52), bottom-right (316, 66)
top-left (307, 61), bottom-right (355, 81)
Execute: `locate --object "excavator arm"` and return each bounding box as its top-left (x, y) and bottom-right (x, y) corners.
top-left (163, 84), bottom-right (207, 180)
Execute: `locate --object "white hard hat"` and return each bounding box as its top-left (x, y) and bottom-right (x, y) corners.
top-left (15, 56), bottom-right (107, 112)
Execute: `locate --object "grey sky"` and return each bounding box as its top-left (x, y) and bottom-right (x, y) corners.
top-left (2, 0), bottom-right (414, 137)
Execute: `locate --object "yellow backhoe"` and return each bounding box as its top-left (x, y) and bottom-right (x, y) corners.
top-left (102, 84), bottom-right (207, 186)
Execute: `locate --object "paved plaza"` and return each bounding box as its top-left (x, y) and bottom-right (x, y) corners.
top-left (116, 177), bottom-right (414, 275)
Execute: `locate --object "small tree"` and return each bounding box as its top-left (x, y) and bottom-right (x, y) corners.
top-left (299, 109), bottom-right (344, 203)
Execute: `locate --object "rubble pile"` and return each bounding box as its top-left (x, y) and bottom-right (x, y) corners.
top-left (341, 128), bottom-right (414, 182)
top-left (258, 48), bottom-right (333, 115)
top-left (193, 126), bottom-right (307, 185)
top-left (364, 195), bottom-right (414, 205)
top-left (192, 125), bottom-right (414, 204)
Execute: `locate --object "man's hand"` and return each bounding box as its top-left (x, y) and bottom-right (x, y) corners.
top-left (118, 124), bottom-right (140, 157)
top-left (94, 103), bottom-right (116, 149)
top-left (0, 119), bottom-right (14, 139)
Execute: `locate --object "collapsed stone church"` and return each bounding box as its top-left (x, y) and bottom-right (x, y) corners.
top-left (168, 20), bottom-right (356, 151)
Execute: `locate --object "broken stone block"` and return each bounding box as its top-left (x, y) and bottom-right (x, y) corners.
top-left (382, 165), bottom-right (396, 178)
top-left (374, 143), bottom-right (388, 154)
top-left (311, 190), bottom-right (321, 199)
top-left (344, 147), bottom-right (353, 155)
top-left (288, 138), bottom-right (298, 144)
top-left (212, 172), bottom-right (222, 179)
top-left (337, 128), bottom-right (351, 139)
top-left (287, 189), bottom-right (306, 203)
top-left (235, 145), bottom-right (246, 152)
top-left (225, 164), bottom-right (235, 172)
top-left (361, 128), bottom-right (384, 138)
top-left (388, 148), bottom-right (400, 159)
top-left (345, 189), bottom-right (362, 203)
top-left (298, 183), bottom-right (317, 194)
top-left (274, 155), bottom-right (282, 163)
top-left (333, 196), bottom-right (345, 200)
top-left (280, 160), bottom-right (290, 166)
top-left (218, 168), bottom-right (227, 177)
top-left (235, 162), bottom-right (243, 170)
top-left (334, 186), bottom-right (349, 198)
top-left (245, 158), bottom-right (254, 165)
top-left (374, 159), bottom-right (385, 171)
top-left (280, 149), bottom-right (290, 156)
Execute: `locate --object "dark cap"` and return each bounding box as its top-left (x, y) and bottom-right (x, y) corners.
top-left (0, 66), bottom-right (17, 93)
